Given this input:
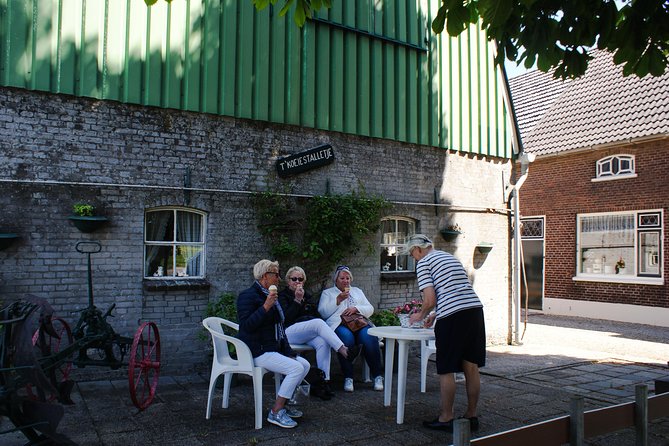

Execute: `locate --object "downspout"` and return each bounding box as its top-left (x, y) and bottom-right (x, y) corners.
top-left (494, 42), bottom-right (530, 345)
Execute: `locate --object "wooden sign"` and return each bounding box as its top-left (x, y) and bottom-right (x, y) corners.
top-left (276, 144), bottom-right (335, 178)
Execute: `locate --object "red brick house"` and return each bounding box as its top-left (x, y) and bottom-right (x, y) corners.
top-left (509, 50), bottom-right (669, 327)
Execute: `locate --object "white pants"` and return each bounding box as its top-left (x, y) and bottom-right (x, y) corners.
top-left (285, 318), bottom-right (344, 380)
top-left (254, 352), bottom-right (310, 400)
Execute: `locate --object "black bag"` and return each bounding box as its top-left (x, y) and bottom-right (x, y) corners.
top-left (304, 367), bottom-right (329, 400)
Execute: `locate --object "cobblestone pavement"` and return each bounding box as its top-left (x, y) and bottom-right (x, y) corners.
top-left (3, 313), bottom-right (669, 445)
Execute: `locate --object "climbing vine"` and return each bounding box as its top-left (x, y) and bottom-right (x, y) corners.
top-left (252, 188), bottom-right (390, 289)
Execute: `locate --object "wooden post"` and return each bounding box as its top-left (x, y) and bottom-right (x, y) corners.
top-left (570, 397), bottom-right (584, 446)
top-left (635, 384), bottom-right (648, 446)
top-left (453, 418), bottom-right (471, 446)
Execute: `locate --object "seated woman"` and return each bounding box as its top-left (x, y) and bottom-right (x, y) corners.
top-left (237, 259), bottom-right (310, 429)
top-left (318, 265), bottom-right (383, 393)
top-left (279, 266), bottom-right (356, 399)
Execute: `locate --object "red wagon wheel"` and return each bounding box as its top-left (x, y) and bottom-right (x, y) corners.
top-left (27, 316), bottom-right (74, 401)
top-left (128, 321), bottom-right (161, 410)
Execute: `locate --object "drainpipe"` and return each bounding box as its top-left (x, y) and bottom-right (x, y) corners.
top-left (495, 41), bottom-right (529, 345)
top-left (510, 153), bottom-right (535, 344)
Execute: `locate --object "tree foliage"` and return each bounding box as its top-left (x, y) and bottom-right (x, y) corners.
top-left (433, 0), bottom-right (669, 79)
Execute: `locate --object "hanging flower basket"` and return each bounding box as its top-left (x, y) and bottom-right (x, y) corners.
top-left (439, 229), bottom-right (461, 242)
top-left (68, 216), bottom-right (109, 233)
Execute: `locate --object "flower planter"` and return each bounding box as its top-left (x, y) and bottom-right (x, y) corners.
top-left (439, 229), bottom-right (461, 242)
top-left (68, 216), bottom-right (109, 233)
top-left (397, 314), bottom-right (424, 329)
top-left (0, 233), bottom-right (20, 250)
top-left (476, 242), bottom-right (493, 254)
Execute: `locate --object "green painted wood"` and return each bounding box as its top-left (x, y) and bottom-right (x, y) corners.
top-left (0, 0), bottom-right (514, 159)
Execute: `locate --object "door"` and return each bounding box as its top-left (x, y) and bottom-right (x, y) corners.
top-left (521, 217), bottom-right (545, 310)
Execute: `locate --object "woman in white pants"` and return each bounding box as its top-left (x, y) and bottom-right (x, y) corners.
top-left (237, 260), bottom-right (310, 429)
top-left (279, 266), bottom-right (357, 398)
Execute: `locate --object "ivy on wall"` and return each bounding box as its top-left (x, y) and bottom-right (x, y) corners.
top-left (252, 188), bottom-right (390, 290)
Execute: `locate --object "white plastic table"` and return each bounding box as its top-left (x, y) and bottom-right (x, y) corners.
top-left (367, 325), bottom-right (435, 424)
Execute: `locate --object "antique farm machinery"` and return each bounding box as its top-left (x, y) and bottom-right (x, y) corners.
top-left (1, 241), bottom-right (161, 444)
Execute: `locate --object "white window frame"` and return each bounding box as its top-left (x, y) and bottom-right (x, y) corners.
top-left (575, 209), bottom-right (663, 285)
top-left (380, 217), bottom-right (416, 274)
top-left (144, 207), bottom-right (207, 279)
top-left (592, 154), bottom-right (637, 182)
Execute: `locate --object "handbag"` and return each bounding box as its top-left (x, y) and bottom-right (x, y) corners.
top-left (341, 312), bottom-right (369, 332)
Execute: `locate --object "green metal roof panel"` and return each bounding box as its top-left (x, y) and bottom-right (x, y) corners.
top-left (0, 0), bottom-right (514, 158)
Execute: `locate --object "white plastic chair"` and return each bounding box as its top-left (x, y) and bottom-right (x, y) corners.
top-left (202, 317), bottom-right (281, 429)
top-left (420, 339), bottom-right (436, 392)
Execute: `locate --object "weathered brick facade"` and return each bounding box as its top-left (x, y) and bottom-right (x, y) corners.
top-left (519, 140), bottom-right (669, 323)
top-left (0, 87), bottom-right (513, 373)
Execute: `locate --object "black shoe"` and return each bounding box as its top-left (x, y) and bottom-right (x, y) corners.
top-left (311, 385), bottom-right (331, 401)
top-left (422, 418), bottom-right (454, 432)
top-left (347, 344), bottom-right (362, 361)
top-left (323, 381), bottom-right (335, 397)
top-left (459, 416), bottom-right (479, 432)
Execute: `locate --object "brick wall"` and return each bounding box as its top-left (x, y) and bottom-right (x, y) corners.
top-left (0, 87), bottom-right (512, 373)
top-left (519, 141), bottom-right (669, 309)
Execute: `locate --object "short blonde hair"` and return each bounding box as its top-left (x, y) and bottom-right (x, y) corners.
top-left (253, 259), bottom-right (279, 280)
top-left (284, 266), bottom-right (307, 283)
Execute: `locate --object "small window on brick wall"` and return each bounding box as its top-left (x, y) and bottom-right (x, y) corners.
top-left (144, 207), bottom-right (206, 279)
top-left (594, 154), bottom-right (636, 181)
top-left (380, 217), bottom-right (416, 273)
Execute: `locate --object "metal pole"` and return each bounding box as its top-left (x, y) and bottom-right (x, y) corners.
top-left (570, 397), bottom-right (584, 446)
top-left (87, 251), bottom-right (94, 308)
top-left (635, 384), bottom-right (648, 446)
top-left (453, 418), bottom-right (471, 446)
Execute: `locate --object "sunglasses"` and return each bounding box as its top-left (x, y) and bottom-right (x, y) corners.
top-left (266, 271), bottom-right (280, 277)
top-left (289, 277), bottom-right (305, 282)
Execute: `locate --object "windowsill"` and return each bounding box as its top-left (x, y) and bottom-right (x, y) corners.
top-left (143, 278), bottom-right (211, 291)
top-left (572, 275), bottom-right (663, 285)
top-left (591, 173), bottom-right (637, 182)
top-left (380, 271), bottom-right (416, 282)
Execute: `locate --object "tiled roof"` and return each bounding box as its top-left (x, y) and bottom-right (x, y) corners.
top-left (509, 50), bottom-right (669, 156)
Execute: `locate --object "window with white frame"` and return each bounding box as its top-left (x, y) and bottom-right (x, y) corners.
top-left (380, 217), bottom-right (416, 273)
top-left (577, 210), bottom-right (662, 278)
top-left (144, 208), bottom-right (206, 279)
top-left (595, 154), bottom-right (635, 179)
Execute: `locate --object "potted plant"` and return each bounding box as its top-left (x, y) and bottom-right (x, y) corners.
top-left (68, 203), bottom-right (109, 233)
top-left (440, 223), bottom-right (462, 242)
top-left (615, 257), bottom-right (626, 274)
top-left (392, 299), bottom-right (424, 328)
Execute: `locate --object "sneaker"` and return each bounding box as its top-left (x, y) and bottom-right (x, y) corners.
top-left (373, 375), bottom-right (384, 391)
top-left (267, 408), bottom-right (298, 429)
top-left (344, 378), bottom-right (354, 392)
top-left (323, 380), bottom-right (335, 397)
top-left (284, 407), bottom-right (303, 418)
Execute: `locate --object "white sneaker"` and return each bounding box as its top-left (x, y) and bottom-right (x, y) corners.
top-left (267, 408), bottom-right (298, 428)
top-left (374, 376), bottom-right (384, 391)
top-left (344, 378), bottom-right (354, 392)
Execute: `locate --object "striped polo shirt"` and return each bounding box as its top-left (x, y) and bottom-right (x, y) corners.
top-left (416, 249), bottom-right (482, 319)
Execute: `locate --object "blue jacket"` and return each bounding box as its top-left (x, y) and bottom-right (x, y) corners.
top-left (236, 282), bottom-right (295, 358)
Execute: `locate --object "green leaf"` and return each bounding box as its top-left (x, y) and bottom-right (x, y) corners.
top-left (432, 5), bottom-right (447, 34)
top-left (252, 0), bottom-right (273, 11)
top-left (446, 2), bottom-right (470, 36)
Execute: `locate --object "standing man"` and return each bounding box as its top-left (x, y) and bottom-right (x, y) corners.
top-left (405, 234), bottom-right (485, 433)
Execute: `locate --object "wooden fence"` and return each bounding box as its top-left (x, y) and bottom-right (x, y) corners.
top-left (452, 384), bottom-right (669, 446)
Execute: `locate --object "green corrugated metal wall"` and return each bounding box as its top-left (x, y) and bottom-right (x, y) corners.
top-left (0, 0), bottom-right (513, 158)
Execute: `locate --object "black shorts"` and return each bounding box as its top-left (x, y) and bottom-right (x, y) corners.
top-left (434, 307), bottom-right (486, 374)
